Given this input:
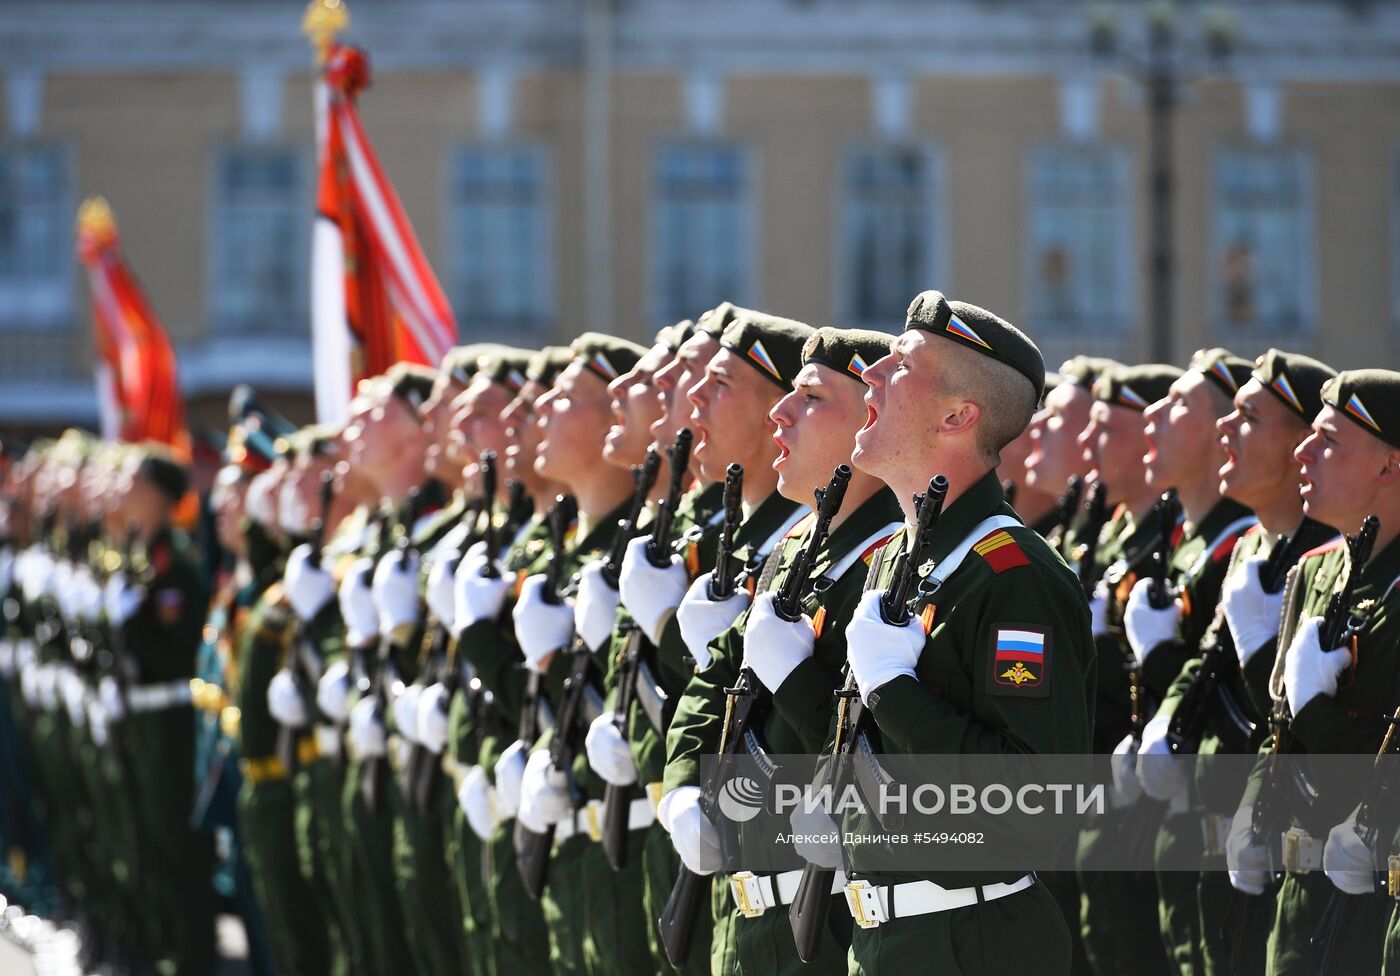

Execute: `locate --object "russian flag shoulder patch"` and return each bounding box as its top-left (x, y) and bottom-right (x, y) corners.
top-left (987, 624), bottom-right (1051, 697)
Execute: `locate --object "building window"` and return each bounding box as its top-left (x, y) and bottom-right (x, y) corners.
top-left (652, 142), bottom-right (751, 325)
top-left (842, 145), bottom-right (939, 330)
top-left (1027, 146), bottom-right (1130, 332)
top-left (210, 147), bottom-right (308, 334)
top-left (1213, 150), bottom-right (1311, 334)
top-left (0, 146), bottom-right (72, 329)
top-left (448, 147), bottom-right (551, 336)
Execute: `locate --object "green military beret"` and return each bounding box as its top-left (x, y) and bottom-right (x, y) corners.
top-left (479, 346), bottom-right (537, 394)
top-left (135, 445), bottom-right (190, 504)
top-left (441, 342), bottom-right (501, 387)
top-left (656, 320), bottom-right (695, 353)
top-left (228, 384), bottom-right (295, 438)
top-left (1190, 347), bottom-right (1255, 401)
top-left (385, 362), bottom-right (437, 412)
top-left (275, 424), bottom-right (339, 461)
top-left (904, 290), bottom-right (1044, 400)
top-left (695, 301), bottom-right (741, 338)
top-left (1092, 363), bottom-right (1183, 412)
top-left (525, 346), bottom-right (571, 387)
top-left (570, 333), bottom-right (648, 385)
top-left (720, 310), bottom-right (816, 391)
top-left (1321, 369), bottom-right (1400, 450)
top-left (1058, 355), bottom-right (1122, 390)
top-left (801, 326), bottom-right (891, 383)
top-left (1252, 349), bottom-right (1337, 423)
top-left (227, 414), bottom-right (282, 473)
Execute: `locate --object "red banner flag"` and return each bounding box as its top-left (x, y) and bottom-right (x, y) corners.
top-left (76, 197), bottom-right (191, 457)
top-left (310, 41), bottom-right (457, 423)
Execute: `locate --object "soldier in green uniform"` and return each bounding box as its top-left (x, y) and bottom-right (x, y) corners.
top-left (830, 291), bottom-right (1094, 976)
top-left (1000, 371), bottom-right (1066, 535)
top-left (1228, 369), bottom-right (1400, 976)
top-left (1132, 350), bottom-right (1337, 976)
top-left (236, 441), bottom-right (334, 976)
top-left (663, 326), bottom-right (903, 976)
top-left (439, 344), bottom-right (549, 976)
top-left (104, 444), bottom-right (216, 974)
top-left (1073, 363), bottom-right (1182, 976)
top-left (578, 308), bottom-right (733, 976)
top-left (1118, 349), bottom-right (1260, 976)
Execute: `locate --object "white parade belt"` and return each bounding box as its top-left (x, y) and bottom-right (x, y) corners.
top-left (845, 874), bottom-right (1035, 928)
top-left (553, 796), bottom-right (656, 843)
top-left (731, 869), bottom-right (847, 918)
top-left (125, 679), bottom-right (193, 713)
top-left (314, 724), bottom-right (342, 759)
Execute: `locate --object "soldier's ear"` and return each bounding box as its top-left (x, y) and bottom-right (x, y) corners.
top-left (1377, 449), bottom-right (1400, 485)
top-left (938, 400), bottom-right (980, 439)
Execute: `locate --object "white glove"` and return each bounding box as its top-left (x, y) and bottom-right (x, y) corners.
top-left (584, 712), bottom-right (637, 786)
top-left (1124, 577), bottom-right (1181, 666)
top-left (416, 682), bottom-right (451, 754)
top-left (1226, 805), bottom-right (1271, 895)
top-left (267, 668), bottom-right (309, 727)
top-left (511, 574), bottom-right (575, 668)
top-left (392, 684), bottom-right (422, 743)
top-left (284, 544), bottom-right (335, 622)
top-left (743, 592), bottom-right (816, 693)
top-left (1136, 713), bottom-right (1190, 801)
top-left (1324, 817), bottom-right (1378, 895)
top-left (1110, 733), bottom-right (1144, 806)
top-left (77, 568), bottom-right (104, 622)
top-left (425, 553), bottom-right (459, 630)
top-left (338, 558), bottom-right (379, 647)
top-left (348, 697), bottom-right (387, 759)
top-left (660, 785), bottom-right (721, 876)
top-left (573, 560), bottom-right (621, 652)
top-left (1089, 582), bottom-right (1110, 638)
top-left (1222, 554), bottom-right (1284, 667)
top-left (59, 669), bottom-right (86, 726)
top-left (458, 765), bottom-right (498, 840)
top-left (843, 590), bottom-right (924, 704)
top-left (618, 536), bottom-right (690, 644)
top-left (315, 659), bottom-right (352, 722)
top-left (461, 539), bottom-right (509, 581)
top-left (453, 555), bottom-right (511, 630)
top-left (0, 640), bottom-right (13, 679)
top-left (1283, 616), bottom-right (1351, 716)
top-left (103, 576), bottom-right (144, 627)
top-left (493, 739), bottom-right (529, 819)
top-left (676, 574), bottom-right (751, 670)
top-left (98, 675), bottom-right (125, 722)
top-left (518, 749), bottom-right (571, 829)
top-left (372, 549), bottom-right (422, 638)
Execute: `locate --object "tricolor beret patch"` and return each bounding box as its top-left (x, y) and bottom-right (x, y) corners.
top-left (945, 314), bottom-right (993, 351)
top-left (1118, 385), bottom-right (1148, 410)
top-left (848, 352), bottom-right (869, 378)
top-left (973, 530), bottom-right (1029, 574)
top-left (1269, 372), bottom-right (1303, 414)
top-left (1345, 393), bottom-right (1381, 434)
top-left (1210, 359), bottom-right (1240, 393)
top-left (747, 339), bottom-right (783, 383)
top-left (506, 369), bottom-right (528, 392)
top-left (591, 352), bottom-right (618, 381)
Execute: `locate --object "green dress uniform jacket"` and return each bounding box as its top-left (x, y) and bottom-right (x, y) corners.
top-left (841, 472), bottom-right (1094, 976)
top-left (1240, 532), bottom-right (1400, 976)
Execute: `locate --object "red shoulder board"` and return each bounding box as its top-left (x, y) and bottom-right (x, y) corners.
top-left (1169, 521), bottom-right (1187, 548)
top-left (1300, 537), bottom-right (1345, 563)
top-left (151, 542), bottom-right (171, 577)
top-left (973, 529), bottom-right (1029, 574)
top-left (786, 512), bottom-right (816, 539)
top-left (1211, 531), bottom-right (1246, 564)
top-left (861, 533), bottom-right (898, 566)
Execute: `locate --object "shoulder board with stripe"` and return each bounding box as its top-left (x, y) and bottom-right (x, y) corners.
top-left (1300, 536), bottom-right (1346, 562)
top-left (862, 532), bottom-right (896, 566)
top-left (786, 511), bottom-right (817, 539)
top-left (973, 527), bottom-right (1030, 574)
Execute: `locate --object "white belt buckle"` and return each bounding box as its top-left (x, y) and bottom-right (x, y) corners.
top-left (730, 872), bottom-right (767, 918)
top-left (845, 879), bottom-right (887, 929)
top-left (1281, 828), bottom-right (1321, 874)
top-left (1203, 814), bottom-right (1230, 858)
top-left (1388, 855), bottom-right (1399, 899)
top-left (584, 802), bottom-right (603, 843)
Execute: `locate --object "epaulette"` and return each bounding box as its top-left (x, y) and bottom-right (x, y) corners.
top-left (861, 533), bottom-right (895, 567)
top-left (1300, 536), bottom-right (1345, 563)
top-left (786, 512), bottom-right (817, 539)
top-left (973, 528), bottom-right (1030, 574)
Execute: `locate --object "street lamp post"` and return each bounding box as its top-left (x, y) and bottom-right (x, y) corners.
top-left (1090, 2), bottom-right (1234, 365)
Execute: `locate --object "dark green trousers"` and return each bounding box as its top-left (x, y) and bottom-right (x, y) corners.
top-left (1077, 808), bottom-right (1173, 976)
top-left (294, 759), bottom-right (359, 976)
top-left (391, 771), bottom-right (464, 976)
top-left (729, 881), bottom-right (849, 976)
top-left (484, 819), bottom-right (552, 975)
top-left (848, 881), bottom-right (1070, 976)
top-left (239, 775), bottom-right (330, 976)
top-left (578, 828), bottom-right (654, 975)
top-left (445, 788), bottom-right (491, 976)
top-left (341, 758), bottom-right (413, 975)
top-left (1268, 872), bottom-right (1389, 976)
top-left (1384, 902), bottom-right (1400, 975)
top-left (541, 831), bottom-right (589, 976)
top-left (1154, 813), bottom-right (1205, 976)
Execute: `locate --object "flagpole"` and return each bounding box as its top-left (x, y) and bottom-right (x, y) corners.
top-left (304, 0), bottom-right (354, 425)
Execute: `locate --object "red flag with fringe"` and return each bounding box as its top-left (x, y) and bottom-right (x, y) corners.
top-left (76, 197), bottom-right (191, 457)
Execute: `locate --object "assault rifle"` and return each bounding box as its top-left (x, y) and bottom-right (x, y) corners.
top-left (788, 475), bottom-right (947, 963)
top-left (657, 464), bottom-right (851, 966)
top-left (1076, 481), bottom-right (1110, 598)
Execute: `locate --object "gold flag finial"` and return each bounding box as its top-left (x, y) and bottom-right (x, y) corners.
top-left (302, 0), bottom-right (350, 66)
top-left (77, 196), bottom-right (116, 238)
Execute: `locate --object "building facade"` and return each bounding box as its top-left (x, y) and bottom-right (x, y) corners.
top-left (1, 0), bottom-right (1398, 435)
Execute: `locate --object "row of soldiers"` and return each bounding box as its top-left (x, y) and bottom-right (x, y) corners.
top-left (0, 291), bottom-right (1397, 976)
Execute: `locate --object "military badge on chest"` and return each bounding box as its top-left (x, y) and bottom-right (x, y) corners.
top-left (987, 625), bottom-right (1051, 697)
